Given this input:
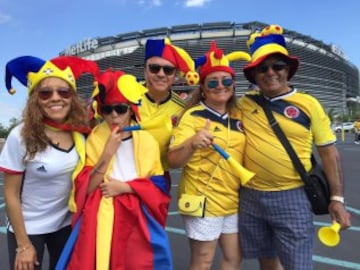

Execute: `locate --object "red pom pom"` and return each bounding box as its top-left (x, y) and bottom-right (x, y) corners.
top-left (213, 48), bottom-right (223, 60)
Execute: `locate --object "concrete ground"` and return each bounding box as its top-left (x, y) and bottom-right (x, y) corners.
top-left (0, 132), bottom-right (359, 269)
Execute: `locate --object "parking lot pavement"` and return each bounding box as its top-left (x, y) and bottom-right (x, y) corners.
top-left (1, 133), bottom-right (360, 269)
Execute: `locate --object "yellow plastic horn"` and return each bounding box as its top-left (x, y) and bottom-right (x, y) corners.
top-left (212, 143), bottom-right (255, 185)
top-left (318, 222), bottom-right (341, 247)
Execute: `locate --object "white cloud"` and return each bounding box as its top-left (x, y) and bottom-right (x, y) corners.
top-left (137, 0), bottom-right (162, 7)
top-left (0, 11), bottom-right (11, 24)
top-left (184, 0), bottom-right (211, 7)
top-left (151, 0), bottom-right (162, 6)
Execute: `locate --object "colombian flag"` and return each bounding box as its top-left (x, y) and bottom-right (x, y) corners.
top-left (56, 122), bottom-right (172, 270)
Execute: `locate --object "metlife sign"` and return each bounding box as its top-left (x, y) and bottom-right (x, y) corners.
top-left (64, 38), bottom-right (99, 55)
top-left (84, 46), bottom-right (139, 61)
top-left (331, 44), bottom-right (346, 59)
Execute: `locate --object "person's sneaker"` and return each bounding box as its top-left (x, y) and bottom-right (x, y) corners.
top-left (355, 141), bottom-right (360, 144)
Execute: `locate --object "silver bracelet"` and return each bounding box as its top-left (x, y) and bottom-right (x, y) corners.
top-left (16, 244), bottom-right (32, 253)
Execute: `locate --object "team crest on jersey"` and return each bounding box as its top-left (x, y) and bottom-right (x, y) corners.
top-left (236, 120), bottom-right (244, 132)
top-left (284, 106), bottom-right (300, 119)
top-left (171, 115), bottom-right (178, 127)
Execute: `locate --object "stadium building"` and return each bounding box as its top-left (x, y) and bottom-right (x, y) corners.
top-left (61, 21), bottom-right (360, 115)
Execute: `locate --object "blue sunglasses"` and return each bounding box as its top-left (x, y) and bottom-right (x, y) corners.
top-left (207, 78), bottom-right (234, 89)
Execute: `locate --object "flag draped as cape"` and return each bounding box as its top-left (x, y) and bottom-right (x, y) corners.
top-left (63, 122), bottom-right (172, 270)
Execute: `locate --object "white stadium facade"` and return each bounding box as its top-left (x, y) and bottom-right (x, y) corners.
top-left (60, 21), bottom-right (360, 115)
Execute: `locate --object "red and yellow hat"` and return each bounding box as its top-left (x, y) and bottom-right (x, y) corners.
top-left (243, 24), bottom-right (299, 84)
top-left (92, 69), bottom-right (148, 120)
top-left (145, 38), bottom-right (199, 85)
top-left (5, 55), bottom-right (99, 95)
top-left (195, 40), bottom-right (251, 81)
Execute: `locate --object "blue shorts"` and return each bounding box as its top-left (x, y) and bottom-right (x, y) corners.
top-left (238, 186), bottom-right (315, 270)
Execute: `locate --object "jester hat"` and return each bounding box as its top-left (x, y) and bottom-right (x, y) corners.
top-left (195, 40), bottom-right (251, 82)
top-left (5, 55), bottom-right (100, 95)
top-left (243, 24), bottom-right (299, 84)
top-left (145, 38), bottom-right (199, 85)
top-left (92, 69), bottom-right (148, 120)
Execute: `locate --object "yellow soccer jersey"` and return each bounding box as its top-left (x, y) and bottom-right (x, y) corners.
top-left (354, 121), bottom-right (360, 132)
top-left (239, 89), bottom-right (336, 191)
top-left (170, 103), bottom-right (245, 217)
top-left (139, 91), bottom-right (184, 171)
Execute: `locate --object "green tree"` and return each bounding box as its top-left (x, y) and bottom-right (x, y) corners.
top-left (327, 108), bottom-right (336, 123)
top-left (0, 123), bottom-right (7, 138)
top-left (0, 117), bottom-right (19, 138)
top-left (8, 117), bottom-right (18, 131)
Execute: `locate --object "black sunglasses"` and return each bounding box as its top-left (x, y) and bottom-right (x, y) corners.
top-left (148, 64), bottom-right (176, 76)
top-left (100, 104), bottom-right (130, 115)
top-left (256, 61), bottom-right (288, 73)
top-left (207, 78), bottom-right (234, 89)
top-left (38, 88), bottom-right (72, 100)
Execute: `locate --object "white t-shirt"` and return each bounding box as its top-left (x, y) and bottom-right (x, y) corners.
top-left (111, 137), bottom-right (137, 182)
top-left (0, 124), bottom-right (79, 234)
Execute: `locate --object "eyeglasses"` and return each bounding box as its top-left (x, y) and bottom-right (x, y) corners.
top-left (206, 78), bottom-right (234, 89)
top-left (100, 104), bottom-right (130, 115)
top-left (38, 88), bottom-right (72, 100)
top-left (147, 64), bottom-right (176, 76)
top-left (256, 61), bottom-right (288, 73)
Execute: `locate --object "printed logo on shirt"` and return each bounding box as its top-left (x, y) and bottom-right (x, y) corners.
top-left (214, 126), bottom-right (222, 132)
top-left (36, 165), bottom-right (47, 172)
top-left (171, 115), bottom-right (178, 127)
top-left (284, 106), bottom-right (300, 119)
top-left (236, 121), bottom-right (244, 132)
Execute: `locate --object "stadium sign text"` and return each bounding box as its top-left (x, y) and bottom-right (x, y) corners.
top-left (64, 38), bottom-right (99, 55)
top-left (331, 44), bottom-right (345, 58)
top-left (84, 46), bottom-right (139, 61)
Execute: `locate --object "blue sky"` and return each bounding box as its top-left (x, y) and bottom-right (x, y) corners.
top-left (1, 0), bottom-right (359, 126)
